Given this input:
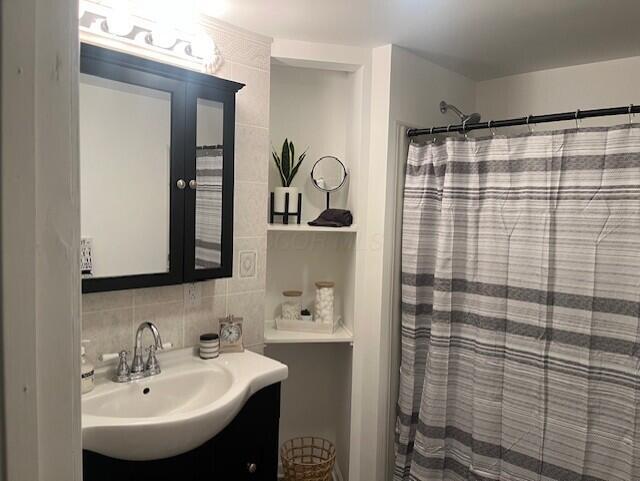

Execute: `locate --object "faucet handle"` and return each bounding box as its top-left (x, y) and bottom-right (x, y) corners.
top-left (114, 350), bottom-right (131, 383)
top-left (145, 345), bottom-right (161, 376)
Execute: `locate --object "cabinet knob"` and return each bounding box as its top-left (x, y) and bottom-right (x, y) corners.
top-left (176, 179), bottom-right (186, 189)
top-left (189, 179), bottom-right (197, 190)
top-left (247, 462), bottom-right (257, 473)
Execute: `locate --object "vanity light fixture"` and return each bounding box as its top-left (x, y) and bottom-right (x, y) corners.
top-left (79, 0), bottom-right (223, 74)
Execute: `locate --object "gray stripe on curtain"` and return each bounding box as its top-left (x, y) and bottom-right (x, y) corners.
top-left (394, 125), bottom-right (640, 481)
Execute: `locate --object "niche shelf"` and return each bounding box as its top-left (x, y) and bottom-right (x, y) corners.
top-left (264, 320), bottom-right (353, 345)
top-left (266, 224), bottom-right (358, 233)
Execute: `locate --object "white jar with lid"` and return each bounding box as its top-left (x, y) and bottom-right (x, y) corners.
top-left (281, 290), bottom-right (302, 320)
top-left (314, 281), bottom-right (335, 324)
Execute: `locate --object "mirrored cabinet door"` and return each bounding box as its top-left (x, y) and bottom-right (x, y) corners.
top-left (80, 75), bottom-right (171, 278)
top-left (80, 48), bottom-right (186, 293)
top-left (194, 99), bottom-right (224, 270)
top-left (184, 84), bottom-right (235, 281)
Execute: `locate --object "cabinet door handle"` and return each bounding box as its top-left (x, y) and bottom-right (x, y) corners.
top-left (189, 179), bottom-right (197, 190)
top-left (247, 462), bottom-right (257, 473)
top-left (176, 179), bottom-right (186, 189)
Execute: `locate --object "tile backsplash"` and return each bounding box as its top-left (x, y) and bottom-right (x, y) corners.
top-left (81, 17), bottom-right (271, 362)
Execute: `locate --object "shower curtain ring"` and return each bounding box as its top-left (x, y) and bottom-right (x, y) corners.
top-left (447, 124), bottom-right (452, 133)
top-left (488, 120), bottom-right (496, 137)
top-left (430, 127), bottom-right (436, 144)
top-left (629, 104), bottom-right (635, 125)
top-left (526, 115), bottom-right (534, 133)
top-left (575, 109), bottom-right (581, 129)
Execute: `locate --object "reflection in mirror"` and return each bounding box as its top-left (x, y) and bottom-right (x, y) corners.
top-left (310, 156), bottom-right (347, 192)
top-left (195, 98), bottom-right (224, 269)
top-left (80, 73), bottom-right (171, 278)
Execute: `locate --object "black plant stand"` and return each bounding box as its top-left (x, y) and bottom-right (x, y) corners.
top-left (269, 192), bottom-right (302, 225)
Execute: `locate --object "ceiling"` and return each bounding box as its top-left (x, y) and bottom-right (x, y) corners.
top-left (210, 0), bottom-right (640, 80)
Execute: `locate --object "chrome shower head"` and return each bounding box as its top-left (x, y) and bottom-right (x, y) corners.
top-left (440, 100), bottom-right (481, 125)
top-left (464, 112), bottom-right (482, 124)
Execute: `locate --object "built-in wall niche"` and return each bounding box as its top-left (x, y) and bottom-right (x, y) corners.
top-left (265, 58), bottom-right (366, 480)
top-left (266, 62), bottom-right (363, 340)
top-left (269, 63), bottom-right (361, 225)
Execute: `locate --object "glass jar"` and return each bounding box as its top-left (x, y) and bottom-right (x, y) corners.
top-left (281, 290), bottom-right (303, 320)
top-left (314, 281), bottom-right (335, 324)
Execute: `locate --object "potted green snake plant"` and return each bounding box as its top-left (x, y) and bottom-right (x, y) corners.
top-left (272, 139), bottom-right (307, 213)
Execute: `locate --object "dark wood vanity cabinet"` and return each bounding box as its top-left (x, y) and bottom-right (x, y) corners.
top-left (83, 383), bottom-right (281, 481)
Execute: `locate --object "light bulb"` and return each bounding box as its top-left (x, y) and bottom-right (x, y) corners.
top-left (105, 7), bottom-right (133, 36)
top-left (151, 24), bottom-right (177, 49)
top-left (190, 32), bottom-right (215, 61)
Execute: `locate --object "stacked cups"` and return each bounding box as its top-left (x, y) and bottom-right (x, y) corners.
top-left (199, 333), bottom-right (220, 359)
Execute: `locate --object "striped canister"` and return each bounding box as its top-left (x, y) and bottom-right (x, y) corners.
top-left (199, 333), bottom-right (220, 359)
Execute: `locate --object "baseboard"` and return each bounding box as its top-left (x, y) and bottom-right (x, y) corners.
top-left (332, 463), bottom-right (344, 481)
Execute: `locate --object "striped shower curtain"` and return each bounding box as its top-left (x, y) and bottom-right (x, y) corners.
top-left (395, 125), bottom-right (640, 481)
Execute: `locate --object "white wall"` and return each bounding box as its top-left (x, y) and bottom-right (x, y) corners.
top-left (270, 64), bottom-right (352, 221)
top-left (2, 0), bottom-right (81, 479)
top-left (477, 55), bottom-right (640, 131)
top-left (389, 46), bottom-right (476, 133)
top-left (80, 75), bottom-right (171, 278)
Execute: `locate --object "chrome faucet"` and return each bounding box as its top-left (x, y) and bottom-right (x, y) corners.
top-left (130, 321), bottom-right (163, 380)
top-left (113, 321), bottom-right (163, 382)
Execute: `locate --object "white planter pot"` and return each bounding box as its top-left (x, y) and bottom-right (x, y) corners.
top-left (274, 186), bottom-right (299, 213)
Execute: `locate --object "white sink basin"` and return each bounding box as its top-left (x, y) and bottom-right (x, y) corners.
top-left (82, 348), bottom-right (288, 461)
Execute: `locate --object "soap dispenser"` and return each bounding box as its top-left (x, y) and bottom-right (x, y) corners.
top-left (81, 340), bottom-right (95, 394)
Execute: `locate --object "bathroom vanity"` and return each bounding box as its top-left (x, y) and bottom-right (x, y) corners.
top-left (83, 383), bottom-right (280, 480)
top-left (82, 348), bottom-right (287, 481)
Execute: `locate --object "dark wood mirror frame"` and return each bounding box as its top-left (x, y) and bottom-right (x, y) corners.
top-left (80, 44), bottom-right (244, 293)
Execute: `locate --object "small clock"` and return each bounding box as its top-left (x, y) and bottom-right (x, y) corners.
top-left (219, 315), bottom-right (244, 353)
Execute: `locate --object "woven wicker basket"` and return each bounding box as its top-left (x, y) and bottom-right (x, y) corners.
top-left (281, 437), bottom-right (336, 481)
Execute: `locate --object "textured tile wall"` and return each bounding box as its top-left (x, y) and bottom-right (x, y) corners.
top-left (81, 19), bottom-right (271, 362)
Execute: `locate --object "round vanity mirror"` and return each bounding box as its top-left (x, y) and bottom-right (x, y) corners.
top-left (310, 156), bottom-right (347, 192)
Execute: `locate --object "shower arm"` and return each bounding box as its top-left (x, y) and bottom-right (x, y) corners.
top-left (440, 101), bottom-right (465, 120)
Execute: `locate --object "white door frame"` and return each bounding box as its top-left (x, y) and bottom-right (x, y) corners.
top-left (1, 0), bottom-right (82, 479)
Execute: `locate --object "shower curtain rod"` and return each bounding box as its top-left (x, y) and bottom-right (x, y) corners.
top-left (406, 104), bottom-right (640, 137)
